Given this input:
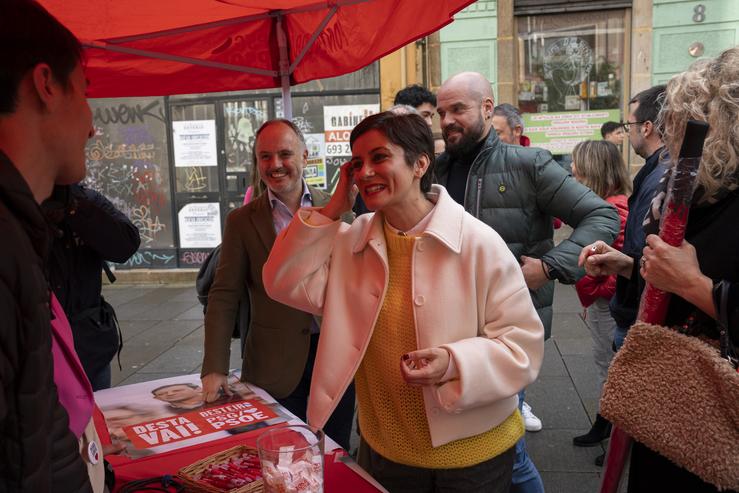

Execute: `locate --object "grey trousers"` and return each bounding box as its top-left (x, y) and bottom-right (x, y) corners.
top-left (585, 297), bottom-right (616, 400)
top-left (357, 437), bottom-right (515, 493)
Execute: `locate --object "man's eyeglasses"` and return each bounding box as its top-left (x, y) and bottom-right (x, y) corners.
top-left (621, 121), bottom-right (646, 131)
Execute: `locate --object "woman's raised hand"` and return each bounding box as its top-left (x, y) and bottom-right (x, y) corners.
top-left (320, 161), bottom-right (358, 220)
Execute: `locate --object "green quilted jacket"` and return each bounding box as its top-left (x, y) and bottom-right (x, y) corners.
top-left (434, 131), bottom-right (620, 338)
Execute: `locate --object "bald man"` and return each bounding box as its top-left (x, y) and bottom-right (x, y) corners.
top-left (435, 72), bottom-right (619, 493)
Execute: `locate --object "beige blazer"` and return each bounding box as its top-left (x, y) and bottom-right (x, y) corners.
top-left (202, 187), bottom-right (348, 399)
top-left (263, 185), bottom-right (544, 446)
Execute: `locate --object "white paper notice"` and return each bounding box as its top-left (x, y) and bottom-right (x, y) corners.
top-left (178, 202), bottom-right (221, 248)
top-left (173, 120), bottom-right (218, 167)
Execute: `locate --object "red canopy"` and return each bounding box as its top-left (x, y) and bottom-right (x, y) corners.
top-left (41, 0), bottom-right (473, 116)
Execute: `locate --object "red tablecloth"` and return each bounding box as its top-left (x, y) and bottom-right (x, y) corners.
top-left (95, 408), bottom-right (380, 492)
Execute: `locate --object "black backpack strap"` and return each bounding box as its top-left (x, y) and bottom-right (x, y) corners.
top-left (195, 245), bottom-right (222, 311)
top-left (101, 263), bottom-right (122, 370)
top-left (101, 296), bottom-right (124, 372)
top-left (713, 279), bottom-right (737, 369)
top-left (114, 305), bottom-right (123, 371)
top-left (103, 262), bottom-right (116, 284)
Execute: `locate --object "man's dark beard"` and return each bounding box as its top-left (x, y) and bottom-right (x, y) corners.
top-left (443, 117), bottom-right (486, 157)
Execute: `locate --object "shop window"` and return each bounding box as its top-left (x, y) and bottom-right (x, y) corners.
top-left (223, 100), bottom-right (269, 174)
top-left (517, 10), bottom-right (626, 114)
top-left (220, 98), bottom-right (270, 213)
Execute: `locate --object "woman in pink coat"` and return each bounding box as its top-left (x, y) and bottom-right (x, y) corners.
top-left (263, 112), bottom-right (544, 492)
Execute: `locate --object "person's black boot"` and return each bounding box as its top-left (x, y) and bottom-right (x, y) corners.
top-left (573, 414), bottom-right (612, 447)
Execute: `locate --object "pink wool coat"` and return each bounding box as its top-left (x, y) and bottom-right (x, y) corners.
top-left (263, 185), bottom-right (544, 447)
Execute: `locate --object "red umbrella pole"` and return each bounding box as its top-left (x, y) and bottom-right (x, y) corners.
top-left (599, 120), bottom-right (710, 493)
top-left (276, 13), bottom-right (293, 120)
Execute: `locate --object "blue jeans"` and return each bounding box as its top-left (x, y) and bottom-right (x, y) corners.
top-left (613, 326), bottom-right (628, 351)
top-left (88, 364), bottom-right (112, 391)
top-left (511, 389), bottom-right (545, 493)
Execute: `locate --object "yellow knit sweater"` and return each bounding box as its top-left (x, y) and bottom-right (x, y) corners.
top-left (355, 222), bottom-right (523, 468)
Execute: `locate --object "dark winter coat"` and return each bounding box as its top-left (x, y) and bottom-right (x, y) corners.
top-left (44, 184), bottom-right (140, 316)
top-left (0, 152), bottom-right (91, 492)
top-left (43, 184), bottom-right (140, 383)
top-left (434, 130), bottom-right (620, 337)
top-left (609, 148), bottom-right (667, 329)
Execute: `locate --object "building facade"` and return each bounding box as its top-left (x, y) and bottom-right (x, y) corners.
top-left (87, 66), bottom-right (380, 270)
top-left (382, 0), bottom-right (738, 164)
top-left (87, 0), bottom-right (738, 270)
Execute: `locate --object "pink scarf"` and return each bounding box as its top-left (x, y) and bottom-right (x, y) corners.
top-left (243, 185), bottom-right (254, 205)
top-left (50, 292), bottom-right (95, 438)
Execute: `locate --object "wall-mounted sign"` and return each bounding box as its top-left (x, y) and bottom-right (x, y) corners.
top-left (323, 104), bottom-right (380, 158)
top-left (178, 202), bottom-right (221, 248)
top-left (304, 133), bottom-right (327, 189)
top-left (523, 109), bottom-right (621, 155)
top-left (173, 120), bottom-right (218, 167)
top-left (322, 104), bottom-right (380, 192)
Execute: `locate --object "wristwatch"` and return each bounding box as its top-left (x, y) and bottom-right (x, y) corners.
top-left (542, 260), bottom-right (557, 281)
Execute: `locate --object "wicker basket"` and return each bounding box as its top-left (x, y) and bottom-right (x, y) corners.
top-left (177, 445), bottom-right (264, 493)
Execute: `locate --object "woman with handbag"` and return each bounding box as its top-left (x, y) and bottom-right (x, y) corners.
top-left (569, 140), bottom-right (630, 456)
top-left (580, 47), bottom-right (739, 492)
top-left (263, 111), bottom-right (544, 492)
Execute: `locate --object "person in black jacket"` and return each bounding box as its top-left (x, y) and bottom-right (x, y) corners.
top-left (607, 85), bottom-right (667, 350)
top-left (581, 47), bottom-right (739, 492)
top-left (0, 1), bottom-right (94, 491)
top-left (44, 183), bottom-right (141, 390)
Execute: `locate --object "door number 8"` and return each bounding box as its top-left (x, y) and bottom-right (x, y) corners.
top-left (693, 4), bottom-right (706, 23)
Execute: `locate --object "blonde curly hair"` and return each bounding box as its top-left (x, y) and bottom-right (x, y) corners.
top-left (659, 46), bottom-right (739, 201)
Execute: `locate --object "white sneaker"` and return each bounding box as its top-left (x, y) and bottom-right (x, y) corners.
top-left (521, 401), bottom-right (542, 432)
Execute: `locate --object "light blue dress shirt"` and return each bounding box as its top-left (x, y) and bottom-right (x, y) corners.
top-left (267, 180), bottom-right (320, 333)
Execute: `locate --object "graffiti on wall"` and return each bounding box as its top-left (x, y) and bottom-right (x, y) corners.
top-left (86, 98), bottom-right (176, 267)
top-left (120, 250), bottom-right (176, 268)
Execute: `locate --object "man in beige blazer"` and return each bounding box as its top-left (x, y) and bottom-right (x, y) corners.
top-left (201, 119), bottom-right (354, 449)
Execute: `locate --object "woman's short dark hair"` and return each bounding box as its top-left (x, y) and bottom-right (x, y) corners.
top-left (350, 112), bottom-right (435, 193)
